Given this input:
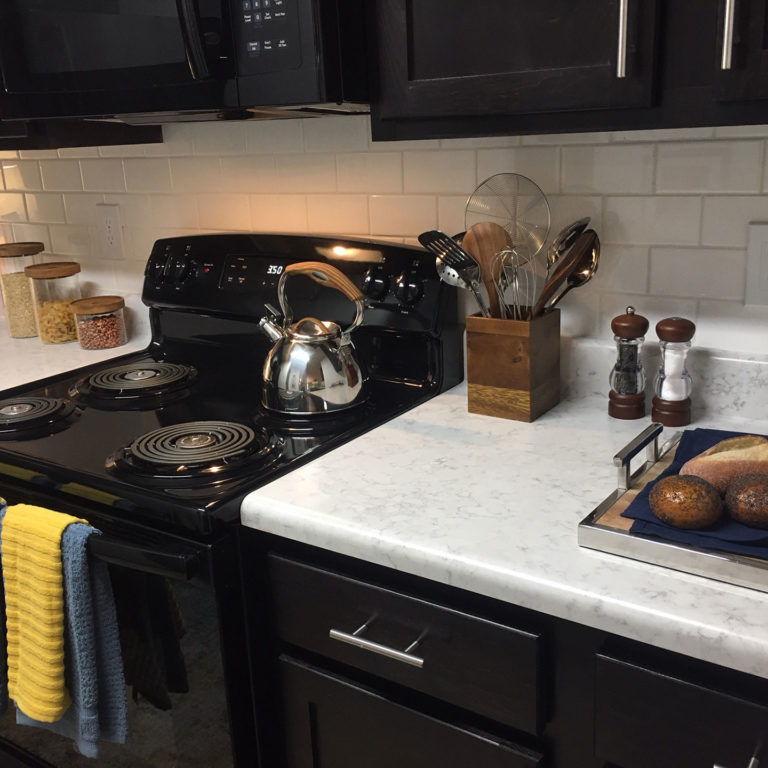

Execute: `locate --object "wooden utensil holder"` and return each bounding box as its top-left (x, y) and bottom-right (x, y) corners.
top-left (466, 309), bottom-right (560, 423)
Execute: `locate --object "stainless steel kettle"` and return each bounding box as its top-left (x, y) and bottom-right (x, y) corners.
top-left (258, 261), bottom-right (367, 414)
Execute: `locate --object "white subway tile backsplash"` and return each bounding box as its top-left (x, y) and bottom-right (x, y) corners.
top-left (701, 197), bottom-right (768, 247)
top-left (39, 160), bottom-right (83, 192)
top-left (192, 122), bottom-right (246, 155)
top-left (656, 140), bottom-right (763, 193)
top-left (49, 225), bottom-right (93, 257)
top-left (274, 154), bottom-right (336, 192)
top-left (145, 124), bottom-right (194, 156)
top-left (57, 147), bottom-right (100, 158)
top-left (440, 136), bottom-right (520, 149)
top-left (64, 194), bottom-right (106, 225)
top-left (562, 145), bottom-right (654, 194)
top-left (0, 193), bottom-right (27, 222)
top-left (170, 157), bottom-right (222, 192)
top-left (250, 194), bottom-right (308, 232)
top-left (220, 155), bottom-right (277, 193)
top-left (307, 195), bottom-right (368, 234)
top-left (150, 195), bottom-right (199, 228)
top-left (714, 124), bottom-right (768, 137)
top-left (404, 150), bottom-right (475, 194)
top-left (603, 196), bottom-right (701, 245)
top-left (476, 147), bottom-right (560, 194)
top-left (102, 194), bottom-right (151, 229)
top-left (10, 223), bottom-right (50, 249)
top-left (197, 193), bottom-right (250, 230)
top-left (650, 247), bottom-right (746, 300)
top-left (522, 132), bottom-right (611, 145)
top-left (124, 159), bottom-right (172, 193)
top-left (593, 245), bottom-right (650, 295)
top-left (337, 152), bottom-right (402, 193)
top-left (245, 120), bottom-right (304, 154)
top-left (25, 193), bottom-right (66, 223)
top-left (546, 195), bottom-right (603, 239)
top-left (369, 195), bottom-right (437, 235)
top-left (302, 115), bottom-right (369, 153)
top-left (695, 300), bottom-right (768, 354)
top-left (18, 150), bottom-right (58, 159)
top-left (0, 151), bottom-right (19, 159)
top-left (611, 127), bottom-right (715, 142)
top-left (81, 159), bottom-right (125, 192)
top-left (437, 196), bottom-right (469, 237)
top-left (2, 160), bottom-right (42, 191)
top-left (98, 144), bottom-right (147, 158)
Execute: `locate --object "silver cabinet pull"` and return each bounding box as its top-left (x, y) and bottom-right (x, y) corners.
top-left (329, 617), bottom-right (425, 668)
top-left (616, 0), bottom-right (629, 78)
top-left (721, 0), bottom-right (736, 69)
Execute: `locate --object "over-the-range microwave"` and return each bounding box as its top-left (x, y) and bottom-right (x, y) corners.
top-left (0, 0), bottom-right (368, 123)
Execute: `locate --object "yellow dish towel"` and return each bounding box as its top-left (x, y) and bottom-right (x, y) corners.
top-left (1, 503), bottom-right (86, 722)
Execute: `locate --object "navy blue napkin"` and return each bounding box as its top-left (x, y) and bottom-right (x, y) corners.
top-left (621, 428), bottom-right (768, 558)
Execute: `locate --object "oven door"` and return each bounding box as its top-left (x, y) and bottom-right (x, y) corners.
top-left (0, 487), bottom-right (254, 768)
top-left (0, 0), bottom-right (237, 120)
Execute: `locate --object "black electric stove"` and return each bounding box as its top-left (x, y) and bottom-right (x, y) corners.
top-left (0, 233), bottom-right (461, 768)
top-left (0, 233), bottom-right (462, 538)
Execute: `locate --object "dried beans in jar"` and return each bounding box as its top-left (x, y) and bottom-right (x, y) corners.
top-left (70, 295), bottom-right (128, 350)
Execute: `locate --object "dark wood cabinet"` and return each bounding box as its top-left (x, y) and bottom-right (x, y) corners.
top-left (278, 656), bottom-right (542, 768)
top-left (367, 0), bottom-right (768, 140)
top-left (242, 531), bottom-right (768, 768)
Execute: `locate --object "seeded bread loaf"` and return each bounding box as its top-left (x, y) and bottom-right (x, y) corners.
top-left (724, 473), bottom-right (768, 528)
top-left (649, 474), bottom-right (723, 529)
top-left (678, 435), bottom-right (768, 494)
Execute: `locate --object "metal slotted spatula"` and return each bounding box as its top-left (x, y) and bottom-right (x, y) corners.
top-left (418, 230), bottom-right (491, 317)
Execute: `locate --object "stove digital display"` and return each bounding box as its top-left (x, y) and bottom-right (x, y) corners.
top-left (220, 256), bottom-right (294, 291)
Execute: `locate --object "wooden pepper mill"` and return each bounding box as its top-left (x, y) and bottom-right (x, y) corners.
top-left (652, 316), bottom-right (695, 427)
top-left (608, 306), bottom-right (649, 419)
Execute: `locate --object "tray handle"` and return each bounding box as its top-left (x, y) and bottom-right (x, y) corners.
top-left (613, 422), bottom-right (682, 491)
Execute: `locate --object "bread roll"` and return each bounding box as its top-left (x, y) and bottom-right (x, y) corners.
top-left (678, 435), bottom-right (768, 494)
top-left (724, 473), bottom-right (768, 529)
top-left (649, 474), bottom-right (723, 529)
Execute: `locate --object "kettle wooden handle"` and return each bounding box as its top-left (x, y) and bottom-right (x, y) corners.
top-left (284, 261), bottom-right (364, 303)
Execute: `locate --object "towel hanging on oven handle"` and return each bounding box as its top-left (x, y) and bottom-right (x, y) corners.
top-left (87, 535), bottom-right (200, 581)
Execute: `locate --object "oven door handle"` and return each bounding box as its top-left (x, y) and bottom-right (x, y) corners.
top-left (88, 535), bottom-right (199, 581)
top-left (176, 0), bottom-right (211, 80)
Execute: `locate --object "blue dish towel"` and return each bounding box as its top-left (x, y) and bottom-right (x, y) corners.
top-left (621, 427), bottom-right (768, 558)
top-left (13, 520), bottom-right (127, 757)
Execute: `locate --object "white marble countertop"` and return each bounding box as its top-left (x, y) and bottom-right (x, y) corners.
top-left (242, 381), bottom-right (768, 680)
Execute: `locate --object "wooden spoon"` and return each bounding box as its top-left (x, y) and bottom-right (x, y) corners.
top-left (461, 222), bottom-right (512, 318)
top-left (531, 229), bottom-right (597, 319)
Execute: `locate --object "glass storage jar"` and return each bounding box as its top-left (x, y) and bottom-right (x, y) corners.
top-left (0, 242), bottom-right (44, 338)
top-left (24, 261), bottom-right (82, 344)
top-left (71, 295), bottom-right (128, 350)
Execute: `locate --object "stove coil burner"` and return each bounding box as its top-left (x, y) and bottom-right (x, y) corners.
top-left (0, 397), bottom-right (78, 439)
top-left (107, 420), bottom-right (281, 483)
top-left (70, 362), bottom-right (197, 409)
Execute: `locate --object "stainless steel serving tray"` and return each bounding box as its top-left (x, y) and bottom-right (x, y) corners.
top-left (578, 422), bottom-right (768, 594)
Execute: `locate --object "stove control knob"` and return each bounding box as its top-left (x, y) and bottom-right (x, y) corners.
top-left (169, 255), bottom-right (193, 284)
top-left (362, 266), bottom-right (390, 300)
top-left (149, 257), bottom-right (168, 283)
top-left (394, 272), bottom-right (423, 305)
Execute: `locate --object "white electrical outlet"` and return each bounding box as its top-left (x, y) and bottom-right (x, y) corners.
top-left (95, 203), bottom-right (124, 260)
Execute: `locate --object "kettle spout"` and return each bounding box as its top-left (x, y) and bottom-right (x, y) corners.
top-left (258, 316), bottom-right (286, 343)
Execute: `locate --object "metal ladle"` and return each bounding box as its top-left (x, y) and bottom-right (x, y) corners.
top-left (544, 231), bottom-right (600, 312)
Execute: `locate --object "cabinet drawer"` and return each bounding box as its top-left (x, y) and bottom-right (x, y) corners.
top-left (268, 554), bottom-right (544, 734)
top-left (595, 653), bottom-right (768, 768)
top-left (279, 656), bottom-right (542, 768)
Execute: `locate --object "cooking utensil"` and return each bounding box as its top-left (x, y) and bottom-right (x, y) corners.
top-left (465, 173), bottom-right (551, 262)
top-left (259, 261), bottom-right (367, 414)
top-left (461, 221), bottom-right (512, 318)
top-left (545, 217), bottom-right (591, 279)
top-left (418, 230), bottom-right (490, 318)
top-left (544, 230), bottom-right (600, 312)
top-left (495, 245), bottom-right (537, 320)
top-left (531, 229), bottom-right (598, 318)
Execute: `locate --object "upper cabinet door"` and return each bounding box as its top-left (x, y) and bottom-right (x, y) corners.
top-left (713, 0), bottom-right (768, 101)
top-left (371, 0), bottom-right (660, 121)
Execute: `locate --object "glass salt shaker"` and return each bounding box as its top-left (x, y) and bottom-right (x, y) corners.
top-left (652, 316), bottom-right (695, 427)
top-left (608, 306), bottom-right (649, 420)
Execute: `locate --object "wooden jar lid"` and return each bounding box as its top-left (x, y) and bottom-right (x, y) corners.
top-left (24, 261), bottom-right (81, 278)
top-left (656, 316), bottom-right (695, 343)
top-left (70, 295), bottom-right (125, 315)
top-left (611, 306), bottom-right (649, 339)
top-left (0, 241), bottom-right (45, 258)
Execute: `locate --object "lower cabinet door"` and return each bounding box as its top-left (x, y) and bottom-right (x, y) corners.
top-left (278, 656), bottom-right (542, 768)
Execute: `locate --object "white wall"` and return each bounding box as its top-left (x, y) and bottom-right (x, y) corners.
top-left (1, 115), bottom-right (768, 356)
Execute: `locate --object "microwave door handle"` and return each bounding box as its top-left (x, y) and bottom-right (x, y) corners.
top-left (176, 0), bottom-right (210, 80)
top-left (88, 535), bottom-right (200, 581)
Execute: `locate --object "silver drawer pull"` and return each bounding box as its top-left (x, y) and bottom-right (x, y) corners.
top-left (616, 0), bottom-right (629, 78)
top-left (329, 617), bottom-right (425, 668)
top-left (721, 0), bottom-right (736, 70)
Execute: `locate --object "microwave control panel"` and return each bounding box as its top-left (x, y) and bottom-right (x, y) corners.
top-left (236, 0), bottom-right (302, 73)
